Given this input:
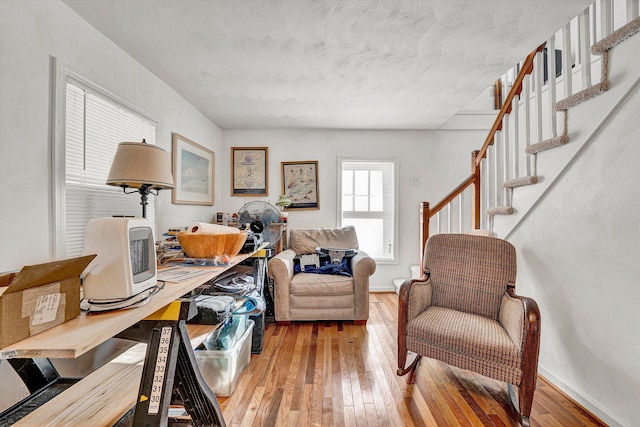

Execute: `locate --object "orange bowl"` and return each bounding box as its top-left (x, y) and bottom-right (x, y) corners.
top-left (176, 232), bottom-right (248, 258)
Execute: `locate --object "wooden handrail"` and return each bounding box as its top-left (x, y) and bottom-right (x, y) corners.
top-left (427, 43), bottom-right (545, 222)
top-left (420, 43), bottom-right (545, 260)
top-left (475, 43), bottom-right (546, 167)
top-left (429, 173), bottom-right (475, 215)
top-left (420, 173), bottom-right (476, 264)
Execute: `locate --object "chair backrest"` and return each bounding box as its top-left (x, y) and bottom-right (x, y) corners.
top-left (423, 233), bottom-right (516, 320)
top-left (289, 226), bottom-right (359, 254)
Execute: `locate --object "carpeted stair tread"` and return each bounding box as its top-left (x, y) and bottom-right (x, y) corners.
top-left (483, 17), bottom-right (638, 236)
top-left (487, 206), bottom-right (514, 216)
top-left (525, 135), bottom-right (569, 154)
top-left (591, 16), bottom-right (640, 55)
top-left (555, 81), bottom-right (610, 111)
top-left (504, 176), bottom-right (539, 188)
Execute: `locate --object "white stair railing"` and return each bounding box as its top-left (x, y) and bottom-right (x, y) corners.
top-left (479, 0), bottom-right (638, 225)
top-left (421, 0), bottom-right (639, 256)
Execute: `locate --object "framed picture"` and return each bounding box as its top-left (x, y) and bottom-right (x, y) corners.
top-left (172, 133), bottom-right (214, 205)
top-left (281, 160), bottom-right (319, 210)
top-left (231, 147), bottom-right (268, 196)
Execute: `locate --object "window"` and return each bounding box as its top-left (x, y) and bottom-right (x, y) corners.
top-left (339, 158), bottom-right (397, 262)
top-left (61, 78), bottom-right (157, 257)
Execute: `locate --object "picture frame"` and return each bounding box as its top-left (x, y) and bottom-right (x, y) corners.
top-left (281, 160), bottom-right (319, 210)
top-left (172, 133), bottom-right (215, 205)
top-left (231, 147), bottom-right (268, 196)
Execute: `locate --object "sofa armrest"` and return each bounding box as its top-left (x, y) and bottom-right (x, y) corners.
top-left (351, 251), bottom-right (376, 289)
top-left (398, 275), bottom-right (433, 325)
top-left (499, 289), bottom-right (540, 350)
top-left (499, 292), bottom-right (526, 349)
top-left (499, 288), bottom-right (541, 406)
top-left (267, 249), bottom-right (297, 321)
top-left (397, 275), bottom-right (432, 374)
top-left (268, 248), bottom-right (296, 279)
top-left (350, 250), bottom-right (376, 321)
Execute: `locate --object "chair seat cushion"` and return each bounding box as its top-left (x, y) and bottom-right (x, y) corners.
top-left (407, 306), bottom-right (522, 384)
top-left (290, 273), bottom-right (354, 296)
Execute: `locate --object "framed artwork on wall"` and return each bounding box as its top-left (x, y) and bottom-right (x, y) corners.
top-left (281, 160), bottom-right (319, 210)
top-left (172, 133), bottom-right (214, 205)
top-left (231, 147), bottom-right (268, 196)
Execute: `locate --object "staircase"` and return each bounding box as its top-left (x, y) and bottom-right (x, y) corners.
top-left (420, 3), bottom-right (640, 254)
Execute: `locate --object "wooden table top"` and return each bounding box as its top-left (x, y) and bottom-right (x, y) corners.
top-left (0, 248), bottom-right (263, 360)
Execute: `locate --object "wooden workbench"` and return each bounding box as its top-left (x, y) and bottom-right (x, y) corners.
top-left (0, 249), bottom-right (258, 360)
top-left (0, 246), bottom-right (267, 426)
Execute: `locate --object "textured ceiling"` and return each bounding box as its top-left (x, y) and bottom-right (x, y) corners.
top-left (62, 0), bottom-right (593, 130)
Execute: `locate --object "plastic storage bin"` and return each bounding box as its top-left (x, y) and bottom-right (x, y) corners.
top-left (195, 319), bottom-right (254, 397)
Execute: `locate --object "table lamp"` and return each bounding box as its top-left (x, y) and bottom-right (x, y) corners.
top-left (106, 140), bottom-right (175, 218)
top-left (275, 194), bottom-right (292, 221)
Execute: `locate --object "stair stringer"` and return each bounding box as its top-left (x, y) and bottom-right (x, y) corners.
top-left (490, 34), bottom-right (640, 240)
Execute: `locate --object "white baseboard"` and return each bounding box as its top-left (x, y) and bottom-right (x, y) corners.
top-left (369, 284), bottom-right (395, 292)
top-left (392, 279), bottom-right (404, 294)
top-left (538, 366), bottom-right (625, 427)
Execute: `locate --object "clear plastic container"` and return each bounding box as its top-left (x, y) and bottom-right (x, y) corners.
top-left (195, 319), bottom-right (254, 396)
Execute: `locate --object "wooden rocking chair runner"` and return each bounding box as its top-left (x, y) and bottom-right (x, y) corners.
top-left (397, 233), bottom-right (541, 426)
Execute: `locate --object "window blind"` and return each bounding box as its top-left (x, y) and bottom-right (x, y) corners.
top-left (64, 80), bottom-right (157, 257)
top-left (340, 159), bottom-right (396, 261)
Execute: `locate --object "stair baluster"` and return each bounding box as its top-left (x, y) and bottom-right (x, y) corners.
top-left (419, 0), bottom-right (640, 261)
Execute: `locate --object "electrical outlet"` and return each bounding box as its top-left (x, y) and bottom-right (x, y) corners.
top-left (410, 176), bottom-right (421, 185)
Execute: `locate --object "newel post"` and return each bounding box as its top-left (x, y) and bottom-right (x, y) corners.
top-left (472, 150), bottom-right (481, 230)
top-left (419, 201), bottom-right (430, 267)
top-left (494, 78), bottom-right (503, 110)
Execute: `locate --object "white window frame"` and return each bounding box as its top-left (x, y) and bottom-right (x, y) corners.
top-left (337, 157), bottom-right (398, 263)
top-left (50, 58), bottom-right (159, 259)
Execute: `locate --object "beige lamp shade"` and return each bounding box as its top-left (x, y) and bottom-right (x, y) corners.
top-left (106, 141), bottom-right (175, 189)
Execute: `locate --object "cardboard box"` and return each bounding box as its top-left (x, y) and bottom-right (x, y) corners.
top-left (0, 255), bottom-right (95, 348)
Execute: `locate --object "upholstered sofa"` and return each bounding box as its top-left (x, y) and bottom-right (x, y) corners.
top-left (267, 226), bottom-right (376, 324)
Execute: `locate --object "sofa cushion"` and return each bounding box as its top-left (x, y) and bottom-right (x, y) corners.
top-left (290, 273), bottom-right (354, 296)
top-left (289, 226), bottom-right (359, 254)
top-left (407, 305), bottom-right (522, 384)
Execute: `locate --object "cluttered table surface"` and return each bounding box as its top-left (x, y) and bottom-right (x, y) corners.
top-left (0, 248), bottom-right (263, 360)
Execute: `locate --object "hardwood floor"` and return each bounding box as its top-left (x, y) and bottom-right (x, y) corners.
top-left (217, 292), bottom-right (606, 427)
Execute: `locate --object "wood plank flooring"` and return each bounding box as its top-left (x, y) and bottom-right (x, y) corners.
top-left (217, 292), bottom-right (606, 427)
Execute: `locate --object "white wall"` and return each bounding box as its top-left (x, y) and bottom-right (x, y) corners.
top-left (509, 85), bottom-right (640, 426)
top-left (0, 0), bottom-right (486, 410)
top-left (1, 0), bottom-right (636, 425)
top-left (0, 1), bottom-right (486, 293)
top-left (0, 0), bottom-right (223, 272)
top-left (222, 129), bottom-right (483, 290)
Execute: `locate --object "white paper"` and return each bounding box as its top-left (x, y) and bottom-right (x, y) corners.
top-left (32, 293), bottom-right (61, 325)
top-left (188, 222), bottom-right (239, 234)
top-left (157, 267), bottom-right (211, 283)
